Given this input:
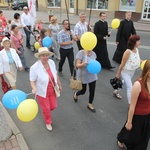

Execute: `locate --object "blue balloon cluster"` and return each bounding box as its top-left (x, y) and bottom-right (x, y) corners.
top-left (87, 60), bottom-right (101, 74)
top-left (42, 36), bottom-right (52, 48)
top-left (2, 90), bottom-right (27, 109)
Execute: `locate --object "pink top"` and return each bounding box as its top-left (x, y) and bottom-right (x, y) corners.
top-left (10, 32), bottom-right (22, 49)
top-left (0, 16), bottom-right (7, 28)
top-left (36, 23), bottom-right (42, 31)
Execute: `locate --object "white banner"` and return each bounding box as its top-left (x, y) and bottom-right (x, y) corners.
top-left (28, 0), bottom-right (36, 26)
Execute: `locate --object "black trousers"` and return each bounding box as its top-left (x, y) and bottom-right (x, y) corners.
top-left (76, 40), bottom-right (83, 51)
top-left (76, 80), bottom-right (96, 104)
top-left (58, 47), bottom-right (74, 76)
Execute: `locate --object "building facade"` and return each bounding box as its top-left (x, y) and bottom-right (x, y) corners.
top-left (38, 0), bottom-right (150, 21)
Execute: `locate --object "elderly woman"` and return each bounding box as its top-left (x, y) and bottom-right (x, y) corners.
top-left (0, 37), bottom-right (23, 89)
top-left (74, 50), bottom-right (98, 113)
top-left (48, 16), bottom-right (60, 60)
top-left (30, 47), bottom-right (62, 131)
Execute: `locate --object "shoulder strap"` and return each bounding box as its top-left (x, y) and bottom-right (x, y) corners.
top-left (12, 34), bottom-right (23, 46)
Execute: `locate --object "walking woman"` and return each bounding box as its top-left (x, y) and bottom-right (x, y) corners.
top-left (10, 25), bottom-right (29, 71)
top-left (48, 16), bottom-right (60, 60)
top-left (115, 35), bottom-right (141, 104)
top-left (0, 37), bottom-right (23, 89)
top-left (73, 50), bottom-right (98, 112)
top-left (30, 47), bottom-right (62, 131)
top-left (117, 59), bottom-right (150, 150)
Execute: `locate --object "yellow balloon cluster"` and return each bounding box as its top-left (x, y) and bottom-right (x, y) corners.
top-left (140, 60), bottom-right (147, 70)
top-left (34, 42), bottom-right (41, 50)
top-left (17, 99), bottom-right (38, 122)
top-left (111, 18), bottom-right (120, 29)
top-left (80, 32), bottom-right (97, 50)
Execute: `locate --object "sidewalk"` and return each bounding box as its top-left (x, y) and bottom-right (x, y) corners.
top-left (0, 102), bottom-right (29, 150)
top-left (2, 9), bottom-right (150, 32)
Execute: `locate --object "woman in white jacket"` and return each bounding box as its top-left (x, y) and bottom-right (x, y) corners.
top-left (30, 47), bottom-right (62, 131)
top-left (0, 37), bottom-right (23, 89)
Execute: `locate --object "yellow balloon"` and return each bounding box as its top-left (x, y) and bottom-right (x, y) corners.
top-left (17, 99), bottom-right (38, 122)
top-left (111, 18), bottom-right (120, 29)
top-left (34, 42), bottom-right (41, 50)
top-left (140, 60), bottom-right (147, 70)
top-left (80, 32), bottom-right (97, 50)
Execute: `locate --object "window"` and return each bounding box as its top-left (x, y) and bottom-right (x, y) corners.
top-left (87, 0), bottom-right (108, 9)
top-left (47, 0), bottom-right (61, 7)
top-left (119, 0), bottom-right (137, 11)
top-left (142, 0), bottom-right (150, 20)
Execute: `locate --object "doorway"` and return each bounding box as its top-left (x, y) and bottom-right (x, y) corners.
top-left (141, 0), bottom-right (150, 20)
top-left (69, 0), bottom-right (74, 13)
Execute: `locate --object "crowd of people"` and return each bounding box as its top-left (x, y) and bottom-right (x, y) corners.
top-left (0, 7), bottom-right (150, 149)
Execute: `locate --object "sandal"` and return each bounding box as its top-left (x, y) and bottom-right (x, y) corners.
top-left (117, 141), bottom-right (126, 149)
top-left (113, 90), bottom-right (122, 99)
top-left (73, 92), bottom-right (78, 102)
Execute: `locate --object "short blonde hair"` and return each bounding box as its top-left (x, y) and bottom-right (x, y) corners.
top-left (79, 12), bottom-right (86, 17)
top-left (50, 16), bottom-right (57, 23)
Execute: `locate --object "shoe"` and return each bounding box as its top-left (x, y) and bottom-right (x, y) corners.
top-left (46, 124), bottom-right (52, 131)
top-left (113, 90), bottom-right (122, 99)
top-left (25, 67), bottom-right (30, 72)
top-left (73, 92), bottom-right (78, 102)
top-left (26, 46), bottom-right (31, 49)
top-left (58, 71), bottom-right (63, 76)
top-left (87, 105), bottom-right (96, 113)
top-left (56, 57), bottom-right (60, 61)
top-left (107, 66), bottom-right (115, 70)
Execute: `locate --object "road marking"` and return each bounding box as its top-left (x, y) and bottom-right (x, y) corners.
top-left (108, 42), bottom-right (150, 49)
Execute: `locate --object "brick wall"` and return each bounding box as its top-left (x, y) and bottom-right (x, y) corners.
top-left (115, 11), bottom-right (141, 21)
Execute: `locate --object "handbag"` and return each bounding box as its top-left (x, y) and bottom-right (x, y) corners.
top-left (70, 69), bottom-right (82, 91)
top-left (110, 77), bottom-right (123, 89)
top-left (0, 75), bottom-right (9, 94)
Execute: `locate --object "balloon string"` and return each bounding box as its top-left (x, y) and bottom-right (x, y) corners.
top-left (26, 92), bottom-right (33, 96)
top-left (34, 94), bottom-right (36, 100)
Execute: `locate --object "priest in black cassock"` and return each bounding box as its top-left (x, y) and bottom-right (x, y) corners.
top-left (93, 12), bottom-right (115, 70)
top-left (112, 11), bottom-right (136, 64)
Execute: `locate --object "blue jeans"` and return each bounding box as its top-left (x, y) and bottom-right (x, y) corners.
top-left (23, 26), bottom-right (31, 47)
top-left (18, 47), bottom-right (28, 69)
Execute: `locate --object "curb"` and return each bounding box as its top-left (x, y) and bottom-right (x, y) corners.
top-left (43, 22), bottom-right (150, 32)
top-left (1, 102), bottom-right (29, 150)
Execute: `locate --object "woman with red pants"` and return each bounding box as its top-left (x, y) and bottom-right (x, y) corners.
top-left (30, 47), bottom-right (62, 131)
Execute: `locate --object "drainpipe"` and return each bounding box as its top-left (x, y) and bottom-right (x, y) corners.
top-left (76, 0), bottom-right (78, 15)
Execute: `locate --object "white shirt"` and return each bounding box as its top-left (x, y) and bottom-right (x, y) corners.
top-left (30, 59), bottom-right (58, 98)
top-left (21, 12), bottom-right (31, 27)
top-left (123, 48), bottom-right (140, 71)
top-left (74, 21), bottom-right (88, 38)
top-left (0, 48), bottom-right (22, 74)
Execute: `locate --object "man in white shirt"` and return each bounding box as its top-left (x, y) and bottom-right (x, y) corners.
top-left (74, 12), bottom-right (88, 50)
top-left (21, 6), bottom-right (32, 48)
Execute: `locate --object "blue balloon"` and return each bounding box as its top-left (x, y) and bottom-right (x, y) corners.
top-left (42, 36), bottom-right (52, 48)
top-left (87, 60), bottom-right (101, 74)
top-left (2, 90), bottom-right (27, 109)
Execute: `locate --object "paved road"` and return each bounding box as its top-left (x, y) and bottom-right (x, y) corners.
top-left (0, 30), bottom-right (149, 150)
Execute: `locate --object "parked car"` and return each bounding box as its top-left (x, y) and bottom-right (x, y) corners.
top-left (11, 0), bottom-right (28, 10)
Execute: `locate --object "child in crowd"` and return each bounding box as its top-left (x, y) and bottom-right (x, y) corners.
top-left (36, 19), bottom-right (43, 32)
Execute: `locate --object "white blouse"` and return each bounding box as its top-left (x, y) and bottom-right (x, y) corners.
top-left (123, 48), bottom-right (140, 71)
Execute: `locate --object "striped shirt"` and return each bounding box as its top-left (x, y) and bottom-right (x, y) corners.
top-left (57, 29), bottom-right (74, 49)
top-left (74, 21), bottom-right (88, 38)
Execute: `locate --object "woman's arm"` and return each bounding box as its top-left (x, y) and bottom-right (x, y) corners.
top-left (125, 81), bottom-right (141, 130)
top-left (116, 49), bottom-right (130, 78)
top-left (76, 59), bottom-right (88, 68)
